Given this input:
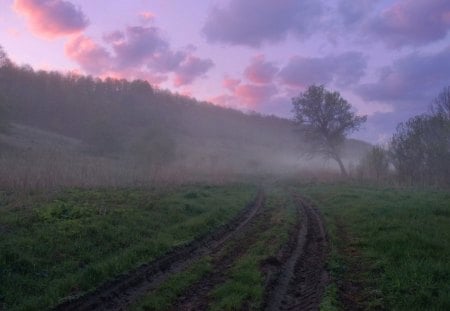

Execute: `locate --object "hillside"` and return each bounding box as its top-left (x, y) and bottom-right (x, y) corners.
top-left (0, 60), bottom-right (371, 189)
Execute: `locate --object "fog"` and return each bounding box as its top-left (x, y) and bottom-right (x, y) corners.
top-left (0, 51), bottom-right (372, 189)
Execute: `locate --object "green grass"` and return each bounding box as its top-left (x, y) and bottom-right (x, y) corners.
top-left (209, 188), bottom-right (297, 310)
top-left (303, 184), bottom-right (450, 311)
top-left (0, 184), bottom-right (255, 310)
top-left (132, 257), bottom-right (213, 311)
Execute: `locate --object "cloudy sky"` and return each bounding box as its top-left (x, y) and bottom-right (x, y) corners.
top-left (1, 0), bottom-right (450, 142)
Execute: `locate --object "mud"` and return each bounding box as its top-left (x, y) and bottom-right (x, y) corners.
top-left (53, 191), bottom-right (264, 311)
top-left (173, 205), bottom-right (271, 310)
top-left (263, 196), bottom-right (329, 311)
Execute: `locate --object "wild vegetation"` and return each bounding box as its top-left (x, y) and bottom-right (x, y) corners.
top-left (0, 185), bottom-right (254, 310)
top-left (304, 184), bottom-right (450, 310)
top-left (357, 87), bottom-right (450, 186)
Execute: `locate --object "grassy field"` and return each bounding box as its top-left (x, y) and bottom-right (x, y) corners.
top-left (0, 184), bottom-right (255, 310)
top-left (2, 182), bottom-right (450, 310)
top-left (302, 184), bottom-right (450, 310)
top-left (133, 187), bottom-right (297, 311)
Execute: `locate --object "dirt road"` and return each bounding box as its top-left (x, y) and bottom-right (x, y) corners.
top-left (55, 191), bottom-right (329, 311)
top-left (263, 196), bottom-right (329, 311)
top-left (54, 191), bottom-right (264, 311)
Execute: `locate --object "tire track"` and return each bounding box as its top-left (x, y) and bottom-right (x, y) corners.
top-left (172, 203), bottom-right (271, 311)
top-left (263, 195), bottom-right (328, 311)
top-left (54, 191), bottom-right (264, 311)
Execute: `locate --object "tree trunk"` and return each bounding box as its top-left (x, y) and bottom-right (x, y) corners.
top-left (333, 154), bottom-right (347, 176)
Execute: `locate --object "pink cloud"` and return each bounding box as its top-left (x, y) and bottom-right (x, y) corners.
top-left (234, 83), bottom-right (277, 107)
top-left (244, 55), bottom-right (278, 84)
top-left (65, 35), bottom-right (111, 74)
top-left (208, 94), bottom-right (238, 108)
top-left (14, 0), bottom-right (88, 38)
top-left (65, 23), bottom-right (213, 87)
top-left (139, 11), bottom-right (155, 24)
top-left (222, 76), bottom-right (241, 91)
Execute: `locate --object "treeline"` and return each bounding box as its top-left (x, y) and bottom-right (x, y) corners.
top-left (358, 86), bottom-right (450, 187)
top-left (0, 45), bottom-right (307, 188)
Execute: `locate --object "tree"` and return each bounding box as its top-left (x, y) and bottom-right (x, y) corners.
top-left (0, 46), bottom-right (11, 132)
top-left (292, 85), bottom-right (367, 176)
top-left (432, 86), bottom-right (450, 118)
top-left (358, 145), bottom-right (390, 182)
top-left (390, 114), bottom-right (450, 185)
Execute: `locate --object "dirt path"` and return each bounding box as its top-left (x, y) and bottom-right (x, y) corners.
top-left (172, 204), bottom-right (271, 310)
top-left (263, 195), bottom-right (329, 311)
top-left (54, 191), bottom-right (264, 311)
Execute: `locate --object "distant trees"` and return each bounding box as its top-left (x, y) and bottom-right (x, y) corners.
top-left (390, 113), bottom-right (450, 186)
top-left (432, 86), bottom-right (450, 118)
top-left (384, 86), bottom-right (450, 186)
top-left (292, 85), bottom-right (367, 176)
top-left (0, 46), bottom-right (11, 132)
top-left (357, 145), bottom-right (390, 182)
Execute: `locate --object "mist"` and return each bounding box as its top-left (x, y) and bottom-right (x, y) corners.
top-left (0, 50), bottom-right (373, 190)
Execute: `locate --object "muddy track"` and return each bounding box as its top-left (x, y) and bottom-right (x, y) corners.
top-left (54, 191), bottom-right (264, 311)
top-left (173, 203), bottom-right (271, 310)
top-left (263, 195), bottom-right (328, 311)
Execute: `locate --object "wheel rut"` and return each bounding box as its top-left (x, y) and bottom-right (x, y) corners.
top-left (172, 202), bottom-right (271, 311)
top-left (263, 195), bottom-right (329, 311)
top-left (54, 191), bottom-right (264, 311)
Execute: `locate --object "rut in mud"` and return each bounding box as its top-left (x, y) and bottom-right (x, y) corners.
top-left (54, 191), bottom-right (264, 311)
top-left (173, 202), bottom-right (271, 310)
top-left (263, 195), bottom-right (329, 311)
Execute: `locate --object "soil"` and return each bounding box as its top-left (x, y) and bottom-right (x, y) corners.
top-left (262, 196), bottom-right (329, 311)
top-left (172, 204), bottom-right (271, 310)
top-left (54, 191), bottom-right (331, 311)
top-left (53, 191), bottom-right (265, 311)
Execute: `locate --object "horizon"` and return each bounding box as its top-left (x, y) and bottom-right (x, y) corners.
top-left (1, 0), bottom-right (450, 142)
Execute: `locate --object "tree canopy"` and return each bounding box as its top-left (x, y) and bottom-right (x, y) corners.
top-left (292, 85), bottom-right (366, 175)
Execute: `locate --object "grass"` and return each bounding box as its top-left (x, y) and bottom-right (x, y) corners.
top-left (302, 184), bottom-right (450, 311)
top-left (209, 188), bottom-right (297, 310)
top-left (131, 187), bottom-right (296, 311)
top-left (0, 184), bottom-right (255, 310)
top-left (132, 257), bottom-right (213, 311)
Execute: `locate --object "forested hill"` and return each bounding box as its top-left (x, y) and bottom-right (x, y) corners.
top-left (0, 50), bottom-right (370, 188)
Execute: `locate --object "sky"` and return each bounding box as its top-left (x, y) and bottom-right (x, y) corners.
top-left (1, 0), bottom-right (450, 143)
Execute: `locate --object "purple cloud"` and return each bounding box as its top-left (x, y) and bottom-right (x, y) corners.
top-left (149, 50), bottom-right (187, 72)
top-left (368, 0), bottom-right (450, 48)
top-left (244, 55), bottom-right (279, 84)
top-left (357, 46), bottom-right (450, 103)
top-left (279, 52), bottom-right (367, 88)
top-left (173, 55), bottom-right (214, 86)
top-left (111, 26), bottom-right (168, 68)
top-left (14, 0), bottom-right (89, 38)
top-left (338, 0), bottom-right (376, 28)
top-left (202, 0), bottom-right (323, 47)
top-left (66, 23), bottom-right (213, 86)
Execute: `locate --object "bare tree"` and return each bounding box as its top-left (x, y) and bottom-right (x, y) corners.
top-left (292, 85), bottom-right (367, 176)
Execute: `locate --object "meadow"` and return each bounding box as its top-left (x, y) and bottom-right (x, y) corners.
top-left (0, 184), bottom-right (254, 310)
top-left (1, 183), bottom-right (449, 310)
top-left (303, 184), bottom-right (450, 310)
